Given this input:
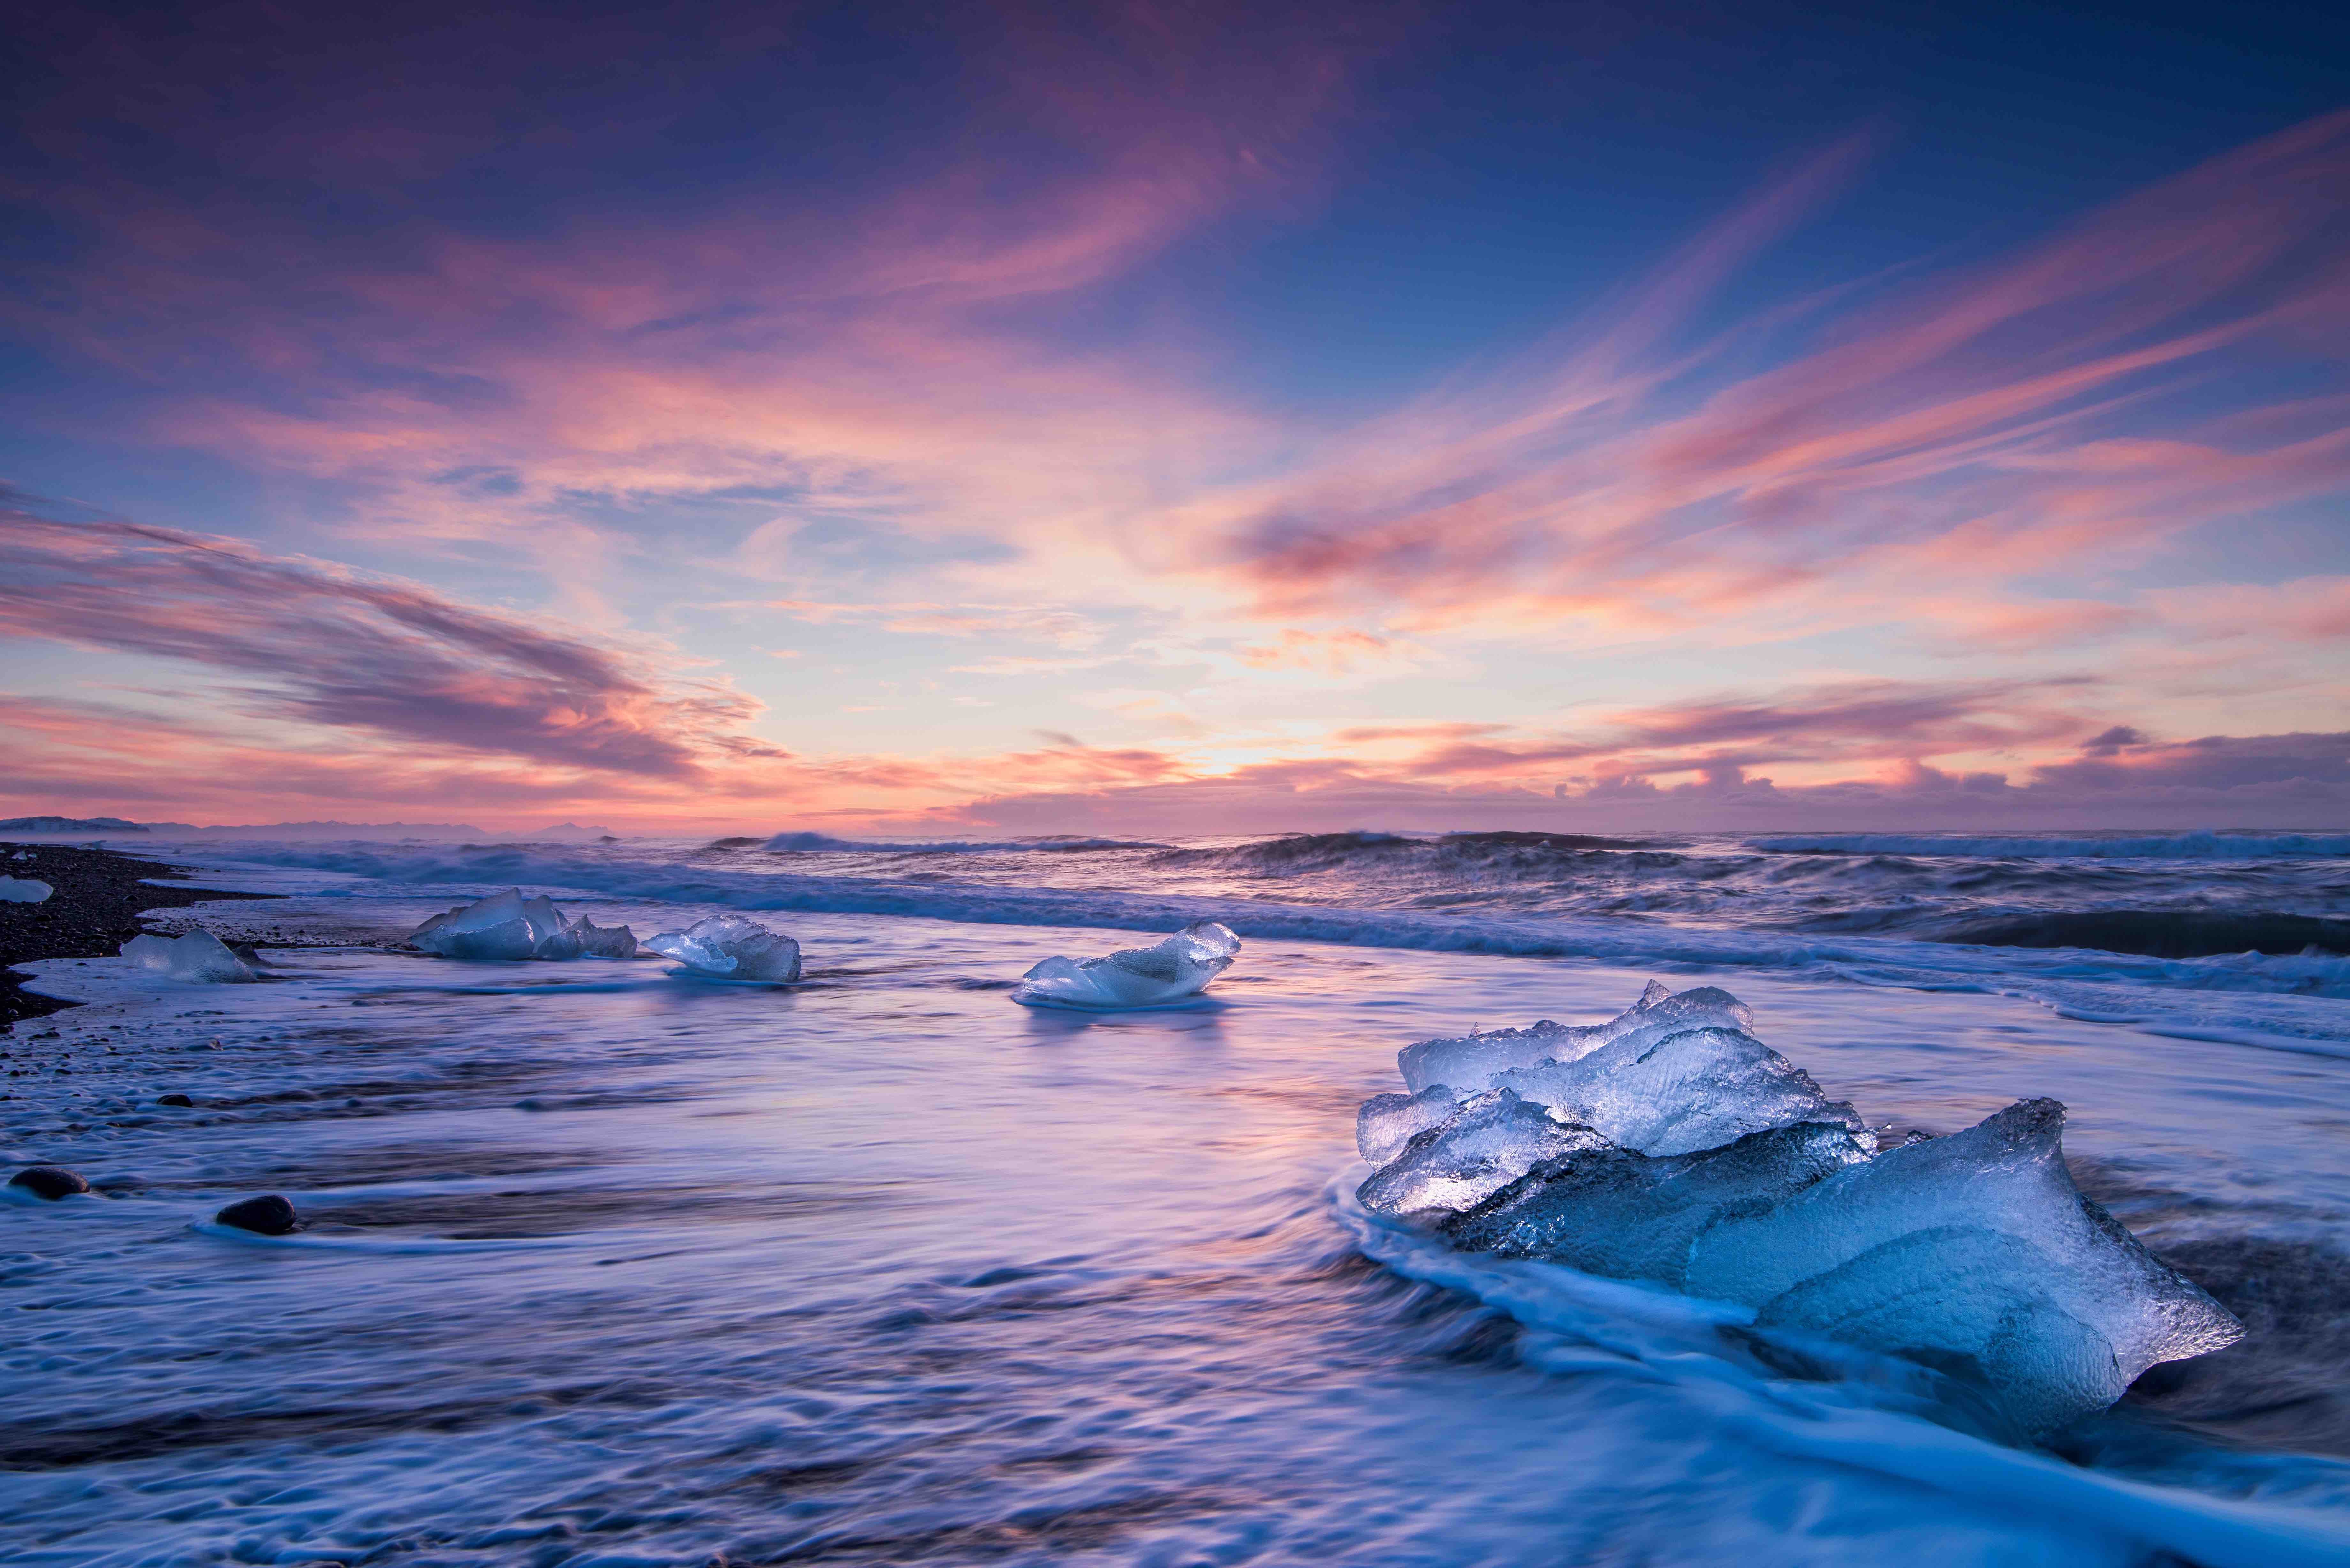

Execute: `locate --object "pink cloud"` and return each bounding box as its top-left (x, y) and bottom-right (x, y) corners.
top-left (1192, 111), bottom-right (2350, 636)
top-left (0, 502), bottom-right (769, 778)
top-left (2, 2), bottom-right (1392, 613)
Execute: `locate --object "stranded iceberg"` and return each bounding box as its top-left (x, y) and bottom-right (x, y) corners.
top-left (408, 889), bottom-right (637, 961)
top-left (1012, 921), bottom-right (1240, 1010)
top-left (1355, 982), bottom-right (2242, 1433)
top-left (121, 928), bottom-right (258, 983)
top-left (642, 914), bottom-right (803, 982)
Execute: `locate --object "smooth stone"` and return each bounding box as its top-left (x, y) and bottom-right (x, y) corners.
top-left (10, 1166), bottom-right (90, 1200)
top-left (216, 1194), bottom-right (299, 1235)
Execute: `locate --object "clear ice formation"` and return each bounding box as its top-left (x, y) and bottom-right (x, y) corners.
top-left (121, 929), bottom-right (258, 983)
top-left (1494, 1024), bottom-right (1865, 1155)
top-left (1356, 981), bottom-right (2243, 1431)
top-left (1356, 1089), bottom-right (1608, 1216)
top-left (408, 888), bottom-right (637, 961)
top-left (0, 875), bottom-right (52, 903)
top-left (641, 914), bottom-right (803, 982)
top-left (1011, 922), bottom-right (1241, 1010)
top-left (1398, 981), bottom-right (1755, 1095)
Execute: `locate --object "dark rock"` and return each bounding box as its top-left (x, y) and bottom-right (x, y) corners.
top-left (157, 1093), bottom-right (194, 1107)
top-left (10, 1165), bottom-right (90, 1200)
top-left (216, 1194), bottom-right (300, 1235)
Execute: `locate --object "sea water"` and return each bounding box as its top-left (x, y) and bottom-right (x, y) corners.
top-left (2, 831), bottom-right (2347, 1565)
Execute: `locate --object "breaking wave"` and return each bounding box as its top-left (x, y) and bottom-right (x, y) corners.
top-left (754, 832), bottom-right (1166, 853)
top-left (1937, 910), bottom-right (2350, 959)
top-left (154, 840), bottom-right (2350, 1057)
top-left (1750, 832), bottom-right (2350, 860)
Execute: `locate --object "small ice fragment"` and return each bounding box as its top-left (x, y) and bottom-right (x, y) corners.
top-left (1494, 1024), bottom-right (1865, 1155)
top-left (120, 929), bottom-right (257, 983)
top-left (642, 914), bottom-right (802, 982)
top-left (1684, 1097), bottom-right (2242, 1430)
top-left (1010, 922), bottom-right (1240, 1010)
top-left (1356, 1089), bottom-right (1609, 1218)
top-left (1357, 1084), bottom-right (1461, 1166)
top-left (407, 888), bottom-right (594, 961)
top-left (1398, 981), bottom-right (1754, 1094)
top-left (0, 876), bottom-right (52, 903)
top-left (565, 916), bottom-right (638, 959)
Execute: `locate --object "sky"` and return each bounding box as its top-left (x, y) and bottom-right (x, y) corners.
top-left (2, 0), bottom-right (2347, 835)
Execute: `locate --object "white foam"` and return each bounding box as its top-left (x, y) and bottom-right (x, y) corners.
top-left (115, 842), bottom-right (2350, 1044)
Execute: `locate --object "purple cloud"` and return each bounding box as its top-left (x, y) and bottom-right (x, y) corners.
top-left (0, 501), bottom-right (771, 777)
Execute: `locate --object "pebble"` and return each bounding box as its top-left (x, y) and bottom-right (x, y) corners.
top-left (216, 1194), bottom-right (300, 1235)
top-left (9, 1165), bottom-right (91, 1200)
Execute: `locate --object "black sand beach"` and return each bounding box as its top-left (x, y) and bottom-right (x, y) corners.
top-left (0, 843), bottom-right (281, 1027)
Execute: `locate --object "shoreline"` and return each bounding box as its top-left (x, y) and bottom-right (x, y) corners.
top-left (0, 841), bottom-right (284, 1028)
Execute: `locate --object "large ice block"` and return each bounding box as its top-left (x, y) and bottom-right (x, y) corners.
top-left (1352, 983), bottom-right (2246, 1431)
top-left (121, 929), bottom-right (258, 983)
top-left (642, 914), bottom-right (802, 982)
top-left (408, 889), bottom-right (636, 961)
top-left (1011, 922), bottom-right (1240, 1010)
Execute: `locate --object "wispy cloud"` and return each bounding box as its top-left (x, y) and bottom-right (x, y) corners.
top-left (1189, 113), bottom-right (2350, 639)
top-left (0, 502), bottom-right (770, 778)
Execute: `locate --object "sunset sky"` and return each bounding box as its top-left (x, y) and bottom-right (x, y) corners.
top-left (4, 0), bottom-right (2347, 834)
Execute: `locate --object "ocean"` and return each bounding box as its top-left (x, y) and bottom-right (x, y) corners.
top-left (4, 827), bottom-right (2348, 1565)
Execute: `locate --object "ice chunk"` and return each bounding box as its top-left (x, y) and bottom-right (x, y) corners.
top-left (410, 888), bottom-right (560, 960)
top-left (1398, 981), bottom-right (1754, 1094)
top-left (120, 929), bottom-right (257, 983)
top-left (0, 876), bottom-right (52, 903)
top-left (1357, 1089), bottom-right (1609, 1218)
top-left (408, 889), bottom-right (633, 961)
top-left (642, 914), bottom-right (802, 982)
top-left (1494, 1025), bottom-right (1866, 1155)
top-left (1357, 1084), bottom-right (1461, 1166)
top-left (1684, 1098), bottom-right (2242, 1430)
top-left (565, 917), bottom-right (639, 959)
top-left (1439, 1121), bottom-right (1873, 1287)
top-left (1011, 921), bottom-right (1240, 1010)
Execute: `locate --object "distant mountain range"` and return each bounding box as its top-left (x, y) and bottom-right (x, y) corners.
top-left (0, 817), bottom-right (619, 841)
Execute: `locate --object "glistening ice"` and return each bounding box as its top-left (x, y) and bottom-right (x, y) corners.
top-left (119, 928), bottom-right (258, 983)
top-left (1011, 921), bottom-right (1241, 1009)
top-left (1355, 981), bottom-right (2243, 1432)
top-left (641, 914), bottom-right (803, 982)
top-left (407, 888), bottom-right (638, 961)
